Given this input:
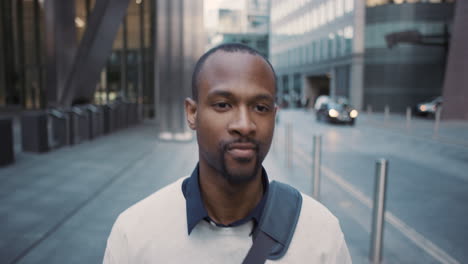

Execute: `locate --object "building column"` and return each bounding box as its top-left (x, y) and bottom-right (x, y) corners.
top-left (44, 0), bottom-right (77, 107)
top-left (138, 0), bottom-right (145, 119)
top-left (120, 15), bottom-right (128, 99)
top-left (16, 0), bottom-right (26, 107)
top-left (329, 67), bottom-right (336, 100)
top-left (33, 0), bottom-right (44, 109)
top-left (350, 0), bottom-right (365, 110)
top-left (288, 73), bottom-right (294, 108)
top-left (57, 0), bottom-right (131, 106)
top-left (0, 0), bottom-right (18, 105)
top-left (350, 56), bottom-right (364, 110)
top-left (441, 0), bottom-right (468, 120)
top-left (155, 0), bottom-right (203, 140)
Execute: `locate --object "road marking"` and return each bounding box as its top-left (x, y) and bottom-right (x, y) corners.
top-left (294, 147), bottom-right (460, 264)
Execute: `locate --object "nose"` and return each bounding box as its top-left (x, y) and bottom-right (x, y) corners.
top-left (228, 106), bottom-right (256, 137)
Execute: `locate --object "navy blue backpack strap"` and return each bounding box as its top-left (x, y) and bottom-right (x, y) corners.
top-left (242, 181), bottom-right (303, 263)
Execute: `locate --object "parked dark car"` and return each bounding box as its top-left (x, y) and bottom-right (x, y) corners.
top-left (414, 96), bottom-right (442, 117)
top-left (316, 101), bottom-right (358, 125)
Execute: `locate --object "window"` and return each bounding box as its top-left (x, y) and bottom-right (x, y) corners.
top-left (320, 39), bottom-right (325, 60)
top-left (344, 26), bottom-right (353, 54)
top-left (327, 0), bottom-right (335, 22)
top-left (303, 13), bottom-right (308, 33)
top-left (283, 75), bottom-right (290, 94)
top-left (328, 33), bottom-right (335, 58)
top-left (312, 8), bottom-right (318, 29)
top-left (345, 0), bottom-right (354, 12)
top-left (293, 74), bottom-right (301, 96)
top-left (319, 4), bottom-right (326, 26)
top-left (336, 29), bottom-right (343, 57)
top-left (336, 0), bottom-right (344, 17)
top-left (312, 41), bottom-right (317, 62)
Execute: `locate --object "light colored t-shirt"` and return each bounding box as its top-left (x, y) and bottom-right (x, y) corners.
top-left (103, 177), bottom-right (352, 263)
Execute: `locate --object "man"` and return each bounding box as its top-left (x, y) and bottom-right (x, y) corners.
top-left (103, 43), bottom-right (351, 263)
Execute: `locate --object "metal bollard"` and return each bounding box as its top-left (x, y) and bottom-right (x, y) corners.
top-left (367, 105), bottom-right (372, 115)
top-left (405, 107), bottom-right (412, 130)
top-left (285, 123), bottom-right (293, 168)
top-left (384, 105), bottom-right (390, 124)
top-left (370, 159), bottom-right (389, 264)
top-left (433, 107), bottom-right (442, 139)
top-left (312, 135), bottom-right (322, 200)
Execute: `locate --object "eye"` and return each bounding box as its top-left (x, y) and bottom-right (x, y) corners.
top-left (212, 102), bottom-right (231, 111)
top-left (254, 104), bottom-right (270, 113)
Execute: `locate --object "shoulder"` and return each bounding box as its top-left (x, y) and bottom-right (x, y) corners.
top-left (299, 193), bottom-right (340, 229)
top-left (277, 190), bottom-right (351, 263)
top-left (112, 177), bottom-right (187, 237)
top-left (270, 181), bottom-right (340, 232)
top-left (119, 177), bottom-right (185, 222)
top-left (104, 177), bottom-right (189, 263)
top-left (294, 192), bottom-right (343, 244)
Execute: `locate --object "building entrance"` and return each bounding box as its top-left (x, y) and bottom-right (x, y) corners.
top-left (304, 75), bottom-right (330, 109)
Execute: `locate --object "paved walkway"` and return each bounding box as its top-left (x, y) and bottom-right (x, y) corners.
top-left (1, 121), bottom-right (199, 263)
top-left (1, 113), bottom-right (467, 263)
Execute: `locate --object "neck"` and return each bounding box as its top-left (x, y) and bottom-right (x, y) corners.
top-left (198, 160), bottom-right (264, 226)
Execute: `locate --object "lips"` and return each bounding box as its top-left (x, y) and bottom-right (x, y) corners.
top-left (226, 142), bottom-right (257, 160)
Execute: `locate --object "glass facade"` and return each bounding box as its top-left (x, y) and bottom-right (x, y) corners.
top-left (363, 1), bottom-right (454, 112)
top-left (270, 0), bottom-right (355, 69)
top-left (365, 21), bottom-right (447, 48)
top-left (271, 23), bottom-right (354, 69)
top-left (0, 0), bottom-right (154, 111)
top-left (269, 0), bottom-right (359, 108)
top-left (366, 0), bottom-right (455, 7)
top-left (270, 0), bottom-right (455, 111)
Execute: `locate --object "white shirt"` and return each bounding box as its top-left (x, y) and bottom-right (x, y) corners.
top-left (104, 177), bottom-right (352, 263)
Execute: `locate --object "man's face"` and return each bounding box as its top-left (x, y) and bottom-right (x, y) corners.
top-left (186, 51), bottom-right (277, 185)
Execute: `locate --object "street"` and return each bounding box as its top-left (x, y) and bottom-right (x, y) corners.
top-left (0, 110), bottom-right (467, 263)
top-left (270, 110), bottom-right (468, 263)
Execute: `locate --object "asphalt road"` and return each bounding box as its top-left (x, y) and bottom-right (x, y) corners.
top-left (1, 111), bottom-right (467, 264)
top-left (272, 109), bottom-right (468, 263)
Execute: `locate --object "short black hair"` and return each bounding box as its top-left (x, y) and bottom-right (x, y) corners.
top-left (191, 43), bottom-right (277, 101)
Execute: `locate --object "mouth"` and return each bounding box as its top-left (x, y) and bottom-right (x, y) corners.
top-left (226, 142), bottom-right (257, 160)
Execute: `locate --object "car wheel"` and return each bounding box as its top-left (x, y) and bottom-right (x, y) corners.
top-left (349, 119), bottom-right (355, 126)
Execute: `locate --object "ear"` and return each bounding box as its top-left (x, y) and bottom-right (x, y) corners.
top-left (185, 97), bottom-right (197, 130)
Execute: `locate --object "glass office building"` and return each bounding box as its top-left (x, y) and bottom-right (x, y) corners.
top-left (210, 0), bottom-right (270, 57)
top-left (0, 0), bottom-right (155, 110)
top-left (270, 0), bottom-right (455, 111)
top-left (0, 0), bottom-right (204, 136)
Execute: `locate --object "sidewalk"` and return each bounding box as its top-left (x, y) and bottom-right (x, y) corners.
top-left (1, 116), bottom-right (465, 263)
top-left (0, 121), bottom-right (198, 263)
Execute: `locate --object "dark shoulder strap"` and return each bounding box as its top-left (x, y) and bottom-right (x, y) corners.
top-left (242, 231), bottom-right (277, 264)
top-left (242, 181), bottom-right (303, 263)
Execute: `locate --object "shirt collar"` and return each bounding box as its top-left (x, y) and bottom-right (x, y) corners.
top-left (182, 163), bottom-right (269, 235)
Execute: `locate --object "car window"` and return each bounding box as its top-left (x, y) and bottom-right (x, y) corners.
top-left (328, 102), bottom-right (345, 110)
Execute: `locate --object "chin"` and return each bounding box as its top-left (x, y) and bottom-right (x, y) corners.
top-left (222, 158), bottom-right (260, 185)
top-left (223, 170), bottom-right (258, 185)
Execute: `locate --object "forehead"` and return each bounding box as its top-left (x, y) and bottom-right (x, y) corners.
top-left (198, 51), bottom-right (276, 98)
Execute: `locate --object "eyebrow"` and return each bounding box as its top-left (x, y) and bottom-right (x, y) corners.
top-left (206, 90), bottom-right (235, 99)
top-left (252, 94), bottom-right (275, 103)
top-left (206, 90), bottom-right (274, 103)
